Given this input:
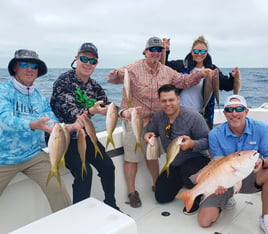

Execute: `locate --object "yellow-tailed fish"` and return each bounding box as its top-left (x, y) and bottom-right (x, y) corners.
top-left (124, 68), bottom-right (131, 107)
top-left (105, 102), bottom-right (118, 149)
top-left (146, 136), bottom-right (161, 160)
top-left (77, 128), bottom-right (87, 180)
top-left (200, 75), bottom-right (213, 115)
top-left (176, 150), bottom-right (259, 212)
top-left (160, 136), bottom-right (184, 177)
top-left (46, 123), bottom-right (66, 186)
top-left (233, 71), bottom-right (242, 94)
top-left (82, 115), bottom-right (103, 159)
top-left (131, 108), bottom-right (144, 154)
top-left (59, 123), bottom-right (70, 169)
top-left (212, 68), bottom-right (220, 107)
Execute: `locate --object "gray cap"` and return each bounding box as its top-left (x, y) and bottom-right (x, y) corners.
top-left (8, 49), bottom-right (47, 77)
top-left (145, 37), bottom-right (163, 49)
top-left (78, 42), bottom-right (98, 58)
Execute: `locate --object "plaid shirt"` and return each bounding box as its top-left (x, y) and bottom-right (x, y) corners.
top-left (108, 59), bottom-right (203, 124)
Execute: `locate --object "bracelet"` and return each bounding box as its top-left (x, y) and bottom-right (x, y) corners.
top-left (262, 158), bottom-right (265, 168)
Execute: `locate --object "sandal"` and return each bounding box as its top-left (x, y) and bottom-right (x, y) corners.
top-left (127, 190), bottom-right (142, 208)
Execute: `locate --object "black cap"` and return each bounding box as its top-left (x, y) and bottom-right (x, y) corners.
top-left (78, 42), bottom-right (98, 58)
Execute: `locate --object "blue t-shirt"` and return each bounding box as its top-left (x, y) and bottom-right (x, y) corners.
top-left (0, 80), bottom-right (58, 164)
top-left (209, 117), bottom-right (268, 158)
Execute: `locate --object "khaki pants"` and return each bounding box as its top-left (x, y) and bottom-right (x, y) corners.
top-left (0, 151), bottom-right (71, 212)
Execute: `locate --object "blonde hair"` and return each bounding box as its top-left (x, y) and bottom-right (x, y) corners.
top-left (191, 36), bottom-right (208, 50)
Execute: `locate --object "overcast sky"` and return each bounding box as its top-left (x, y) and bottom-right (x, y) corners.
top-left (0, 0), bottom-right (268, 69)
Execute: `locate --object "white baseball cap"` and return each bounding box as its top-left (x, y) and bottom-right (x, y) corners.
top-left (224, 95), bottom-right (248, 108)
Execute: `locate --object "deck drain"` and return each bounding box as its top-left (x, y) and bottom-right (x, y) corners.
top-left (161, 211), bottom-right (170, 216)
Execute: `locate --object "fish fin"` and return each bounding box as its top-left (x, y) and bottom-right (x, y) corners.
top-left (134, 141), bottom-right (144, 154)
top-left (81, 162), bottom-right (87, 180)
top-left (159, 164), bottom-right (169, 177)
top-left (127, 99), bottom-right (131, 108)
top-left (176, 190), bottom-right (195, 212)
top-left (234, 181), bottom-right (242, 194)
top-left (106, 135), bottom-right (116, 149)
top-left (94, 143), bottom-right (104, 159)
top-left (46, 166), bottom-right (62, 187)
top-left (59, 156), bottom-right (66, 170)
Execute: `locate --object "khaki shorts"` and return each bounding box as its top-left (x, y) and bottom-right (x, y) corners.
top-left (122, 120), bottom-right (148, 163)
top-left (200, 172), bottom-right (261, 210)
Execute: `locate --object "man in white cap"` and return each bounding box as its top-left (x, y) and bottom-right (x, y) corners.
top-left (0, 49), bottom-right (81, 213)
top-left (108, 36), bottom-right (214, 208)
top-left (197, 94), bottom-right (268, 234)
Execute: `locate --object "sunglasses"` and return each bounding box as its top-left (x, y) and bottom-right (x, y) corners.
top-left (148, 47), bottom-right (163, 53)
top-left (224, 106), bottom-right (246, 113)
top-left (165, 123), bottom-right (172, 139)
top-left (79, 56), bottom-right (98, 65)
top-left (192, 49), bottom-right (207, 55)
top-left (19, 62), bottom-right (38, 70)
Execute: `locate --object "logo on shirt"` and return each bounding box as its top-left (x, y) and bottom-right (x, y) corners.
top-left (249, 141), bottom-right (257, 145)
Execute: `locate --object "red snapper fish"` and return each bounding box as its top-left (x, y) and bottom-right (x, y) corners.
top-left (176, 150), bottom-right (259, 212)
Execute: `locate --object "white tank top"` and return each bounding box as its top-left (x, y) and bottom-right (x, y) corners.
top-left (180, 67), bottom-right (204, 112)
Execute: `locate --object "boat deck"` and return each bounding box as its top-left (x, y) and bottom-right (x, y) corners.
top-left (2, 103), bottom-right (268, 234)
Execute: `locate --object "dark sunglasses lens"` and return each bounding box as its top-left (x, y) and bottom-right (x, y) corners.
top-left (80, 56), bottom-right (88, 63)
top-left (19, 62), bottom-right (28, 68)
top-left (149, 47), bottom-right (162, 53)
top-left (200, 50), bottom-right (207, 54)
top-left (224, 107), bottom-right (233, 113)
top-left (236, 106), bottom-right (245, 112)
top-left (89, 59), bottom-right (97, 65)
top-left (31, 64), bottom-right (38, 69)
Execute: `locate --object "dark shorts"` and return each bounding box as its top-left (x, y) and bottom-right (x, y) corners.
top-left (200, 172), bottom-right (261, 210)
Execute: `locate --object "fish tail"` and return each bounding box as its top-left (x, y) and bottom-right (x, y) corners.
top-left (176, 190), bottom-right (195, 213)
top-left (46, 166), bottom-right (62, 187)
top-left (94, 143), bottom-right (104, 159)
top-left (106, 135), bottom-right (116, 149)
top-left (59, 156), bottom-right (66, 170)
top-left (134, 141), bottom-right (144, 154)
top-left (81, 162), bottom-right (87, 180)
top-left (160, 164), bottom-right (168, 176)
top-left (127, 98), bottom-right (131, 108)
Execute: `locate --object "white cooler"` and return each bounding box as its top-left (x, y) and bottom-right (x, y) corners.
top-left (10, 197), bottom-right (137, 234)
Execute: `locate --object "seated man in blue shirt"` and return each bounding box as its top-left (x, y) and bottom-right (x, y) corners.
top-left (198, 95), bottom-right (268, 234)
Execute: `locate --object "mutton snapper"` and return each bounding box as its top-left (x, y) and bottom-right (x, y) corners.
top-left (176, 150), bottom-right (259, 212)
top-left (82, 115), bottom-right (103, 159)
top-left (46, 123), bottom-right (67, 186)
top-left (105, 102), bottom-right (118, 149)
top-left (160, 136), bottom-right (184, 177)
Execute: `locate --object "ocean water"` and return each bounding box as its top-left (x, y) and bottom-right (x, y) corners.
top-left (0, 67), bottom-right (267, 132)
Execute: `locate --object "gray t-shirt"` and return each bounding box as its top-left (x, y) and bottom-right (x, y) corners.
top-left (147, 106), bottom-right (209, 166)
